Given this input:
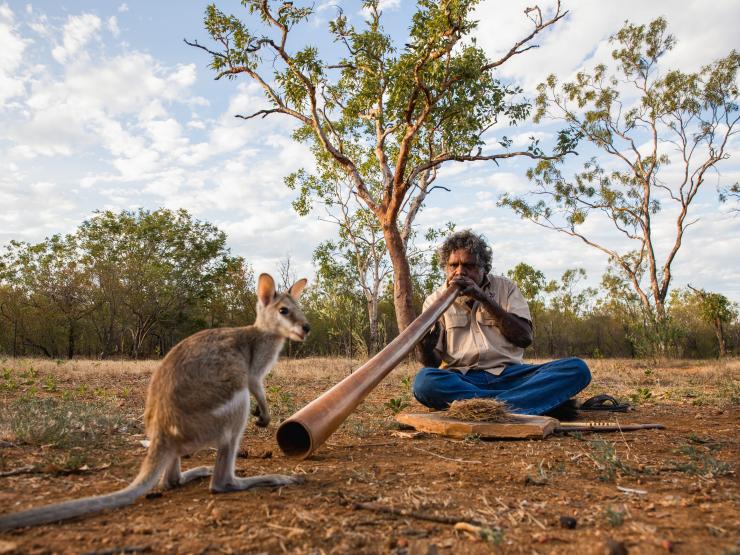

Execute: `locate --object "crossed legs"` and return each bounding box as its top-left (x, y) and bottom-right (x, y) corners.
top-left (412, 358), bottom-right (592, 415)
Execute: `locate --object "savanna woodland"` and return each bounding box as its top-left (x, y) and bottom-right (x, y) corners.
top-left (1, 1), bottom-right (738, 554)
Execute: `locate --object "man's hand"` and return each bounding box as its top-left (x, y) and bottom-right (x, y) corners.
top-left (417, 321), bottom-right (442, 367)
top-left (449, 275), bottom-right (486, 302)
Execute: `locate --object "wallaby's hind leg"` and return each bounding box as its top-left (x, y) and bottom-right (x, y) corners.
top-left (209, 434), bottom-right (302, 493)
top-left (160, 458), bottom-right (212, 489)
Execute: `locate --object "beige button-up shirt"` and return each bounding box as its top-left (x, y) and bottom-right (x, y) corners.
top-left (423, 274), bottom-right (532, 375)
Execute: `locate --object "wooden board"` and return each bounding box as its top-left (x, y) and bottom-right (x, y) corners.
top-left (396, 412), bottom-right (558, 440)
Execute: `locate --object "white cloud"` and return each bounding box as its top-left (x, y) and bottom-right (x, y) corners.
top-left (107, 15), bottom-right (120, 37)
top-left (51, 13), bottom-right (101, 63)
top-left (473, 0), bottom-right (740, 93)
top-left (361, 0), bottom-right (400, 18)
top-left (378, 0), bottom-right (401, 11)
top-left (0, 5), bottom-right (30, 105)
top-left (118, 3), bottom-right (129, 13)
top-left (0, 4), bottom-right (13, 21)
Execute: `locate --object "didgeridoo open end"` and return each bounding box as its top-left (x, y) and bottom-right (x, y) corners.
top-left (276, 284), bottom-right (460, 459)
top-left (275, 421), bottom-right (312, 458)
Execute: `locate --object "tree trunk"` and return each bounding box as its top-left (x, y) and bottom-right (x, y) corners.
top-left (67, 320), bottom-right (76, 360)
top-left (715, 317), bottom-right (726, 358)
top-left (367, 296), bottom-right (379, 355)
top-left (382, 221), bottom-right (416, 332)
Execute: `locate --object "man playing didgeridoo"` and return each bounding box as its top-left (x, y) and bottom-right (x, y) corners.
top-left (414, 229), bottom-right (591, 416)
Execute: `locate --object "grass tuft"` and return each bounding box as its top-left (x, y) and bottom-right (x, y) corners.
top-left (1, 397), bottom-right (130, 449)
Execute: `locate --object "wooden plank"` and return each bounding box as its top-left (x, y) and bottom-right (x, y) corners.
top-left (396, 412), bottom-right (558, 440)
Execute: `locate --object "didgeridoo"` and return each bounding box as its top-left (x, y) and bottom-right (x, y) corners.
top-left (276, 284), bottom-right (459, 459)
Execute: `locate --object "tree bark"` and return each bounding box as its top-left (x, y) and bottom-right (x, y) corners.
top-left (367, 296), bottom-right (379, 355)
top-left (67, 320), bottom-right (76, 360)
top-left (382, 220), bottom-right (416, 332)
top-left (715, 317), bottom-right (726, 358)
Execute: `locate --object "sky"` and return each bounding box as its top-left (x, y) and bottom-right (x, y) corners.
top-left (1, 0), bottom-right (738, 302)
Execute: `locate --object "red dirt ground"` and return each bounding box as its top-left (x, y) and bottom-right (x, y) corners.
top-left (0, 357), bottom-right (738, 554)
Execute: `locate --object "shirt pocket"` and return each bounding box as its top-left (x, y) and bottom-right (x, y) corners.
top-left (444, 313), bottom-right (469, 355)
top-left (477, 312), bottom-right (498, 328)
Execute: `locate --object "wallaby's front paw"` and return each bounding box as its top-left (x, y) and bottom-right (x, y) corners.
top-left (255, 414), bottom-right (271, 427)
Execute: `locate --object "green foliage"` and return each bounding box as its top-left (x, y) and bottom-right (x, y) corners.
top-left (0, 208), bottom-right (250, 359)
top-left (589, 440), bottom-right (638, 482)
top-left (507, 263), bottom-right (546, 302)
top-left (384, 396), bottom-right (409, 414)
top-left (604, 506), bottom-right (625, 527)
top-left (673, 444), bottom-right (732, 478)
top-left (629, 387), bottom-right (653, 405)
top-left (266, 384), bottom-right (296, 420)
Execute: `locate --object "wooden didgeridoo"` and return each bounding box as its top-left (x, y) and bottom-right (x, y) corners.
top-left (276, 284), bottom-right (460, 459)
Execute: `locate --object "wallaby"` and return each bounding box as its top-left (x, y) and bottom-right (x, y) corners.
top-left (0, 274), bottom-right (310, 531)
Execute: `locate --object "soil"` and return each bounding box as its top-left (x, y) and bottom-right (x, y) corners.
top-left (0, 357), bottom-right (738, 554)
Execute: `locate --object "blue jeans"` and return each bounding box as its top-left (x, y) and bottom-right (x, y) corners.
top-left (412, 358), bottom-right (591, 415)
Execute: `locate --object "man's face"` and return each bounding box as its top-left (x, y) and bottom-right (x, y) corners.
top-left (445, 248), bottom-right (484, 286)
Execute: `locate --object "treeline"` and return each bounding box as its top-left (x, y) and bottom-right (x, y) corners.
top-left (1, 209), bottom-right (737, 360)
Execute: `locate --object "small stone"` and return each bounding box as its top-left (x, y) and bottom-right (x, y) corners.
top-left (559, 516), bottom-right (577, 529)
top-left (604, 538), bottom-right (628, 555)
top-left (660, 539), bottom-right (674, 552)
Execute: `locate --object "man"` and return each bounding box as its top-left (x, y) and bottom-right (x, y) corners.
top-left (414, 229), bottom-right (591, 415)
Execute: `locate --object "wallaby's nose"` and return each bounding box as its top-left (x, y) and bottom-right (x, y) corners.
top-left (302, 323), bottom-right (311, 335)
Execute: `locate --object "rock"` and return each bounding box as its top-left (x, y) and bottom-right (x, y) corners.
top-left (559, 516), bottom-right (577, 529)
top-left (604, 538), bottom-right (628, 555)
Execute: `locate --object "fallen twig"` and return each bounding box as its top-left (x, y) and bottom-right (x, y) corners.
top-left (353, 502), bottom-right (486, 527)
top-left (326, 441), bottom-right (397, 448)
top-left (0, 465), bottom-right (36, 477)
top-left (617, 485), bottom-right (647, 495)
top-left (411, 446), bottom-right (481, 464)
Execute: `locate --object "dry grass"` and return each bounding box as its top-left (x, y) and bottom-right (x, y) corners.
top-left (0, 357), bottom-right (158, 376)
top-left (1, 355), bottom-right (738, 408)
top-left (445, 398), bottom-right (512, 422)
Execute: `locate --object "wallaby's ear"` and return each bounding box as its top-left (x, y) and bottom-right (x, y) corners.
top-left (288, 278), bottom-right (308, 299)
top-left (257, 273), bottom-right (276, 306)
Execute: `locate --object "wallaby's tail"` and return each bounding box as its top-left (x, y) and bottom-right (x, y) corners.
top-left (0, 438), bottom-right (172, 532)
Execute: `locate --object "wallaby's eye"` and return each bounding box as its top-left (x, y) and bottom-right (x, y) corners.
top-left (279, 307), bottom-right (290, 315)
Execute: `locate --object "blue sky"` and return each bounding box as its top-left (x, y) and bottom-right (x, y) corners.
top-left (1, 0), bottom-right (739, 302)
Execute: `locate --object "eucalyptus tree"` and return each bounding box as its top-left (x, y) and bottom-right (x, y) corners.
top-left (188, 0), bottom-right (569, 331)
top-left (501, 18), bottom-right (739, 335)
top-left (685, 285), bottom-right (738, 357)
top-left (719, 182), bottom-right (739, 212)
top-left (306, 186), bottom-right (392, 355)
top-left (78, 209), bottom-right (236, 358)
top-left (1, 236), bottom-right (95, 359)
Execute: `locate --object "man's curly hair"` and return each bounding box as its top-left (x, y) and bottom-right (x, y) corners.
top-left (438, 229), bottom-right (492, 274)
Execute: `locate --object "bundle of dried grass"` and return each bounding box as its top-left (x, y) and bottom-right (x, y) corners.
top-left (445, 398), bottom-right (512, 422)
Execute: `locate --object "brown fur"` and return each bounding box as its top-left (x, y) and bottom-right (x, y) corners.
top-left (0, 274), bottom-right (309, 531)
